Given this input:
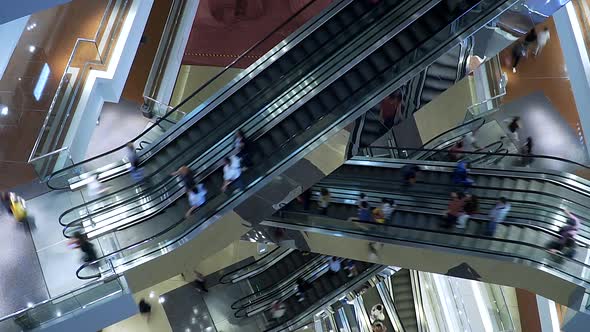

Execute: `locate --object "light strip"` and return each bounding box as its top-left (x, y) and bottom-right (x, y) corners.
top-left (547, 299), bottom-right (561, 332)
top-left (470, 281), bottom-right (493, 332)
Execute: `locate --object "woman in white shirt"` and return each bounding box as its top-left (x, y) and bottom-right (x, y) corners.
top-left (222, 155), bottom-right (243, 192)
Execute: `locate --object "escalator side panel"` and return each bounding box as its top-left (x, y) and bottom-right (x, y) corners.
top-left (261, 217), bottom-right (587, 312)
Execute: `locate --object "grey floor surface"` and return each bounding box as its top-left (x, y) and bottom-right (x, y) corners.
top-left (86, 99), bottom-right (151, 159)
top-left (162, 280), bottom-right (266, 332)
top-left (0, 212), bottom-right (49, 318)
top-left (492, 92), bottom-right (589, 172)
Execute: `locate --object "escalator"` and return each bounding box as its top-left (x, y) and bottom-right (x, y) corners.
top-left (261, 156), bottom-right (590, 309)
top-left (65, 0), bottom-right (533, 282)
top-left (58, 0), bottom-right (445, 241)
top-left (361, 285), bottom-right (397, 332)
top-left (391, 269), bottom-right (419, 332)
top-left (226, 249), bottom-right (382, 332)
top-left (350, 38), bottom-right (473, 151)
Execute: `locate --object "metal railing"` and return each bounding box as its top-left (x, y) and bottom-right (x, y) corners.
top-left (466, 55), bottom-right (507, 119)
top-left (0, 264), bottom-right (127, 331)
top-left (142, 0), bottom-right (187, 119)
top-left (28, 0), bottom-right (132, 179)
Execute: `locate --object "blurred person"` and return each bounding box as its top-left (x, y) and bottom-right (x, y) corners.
top-left (357, 193), bottom-right (368, 208)
top-left (504, 116), bottom-right (522, 143)
top-left (318, 188), bottom-right (331, 215)
top-left (520, 136), bottom-right (534, 167)
top-left (534, 27), bottom-right (550, 57)
top-left (511, 42), bottom-right (527, 73)
top-left (270, 300), bottom-right (286, 321)
top-left (548, 209), bottom-right (580, 257)
top-left (87, 175), bottom-right (108, 197)
top-left (401, 164), bottom-right (420, 186)
top-left (458, 194), bottom-right (479, 229)
top-left (373, 198), bottom-right (395, 224)
top-left (138, 298), bottom-right (152, 319)
top-left (125, 142), bottom-right (143, 182)
top-left (171, 166), bottom-right (195, 193)
top-left (298, 189), bottom-right (312, 211)
top-left (192, 270), bottom-right (208, 293)
top-left (68, 231), bottom-right (97, 263)
top-left (294, 278), bottom-right (311, 302)
top-left (463, 130), bottom-right (480, 152)
top-left (452, 161), bottom-right (474, 188)
top-left (1, 192), bottom-right (12, 215)
top-left (234, 129), bottom-right (252, 169)
top-left (441, 192), bottom-right (466, 228)
top-left (372, 321), bottom-right (387, 332)
top-left (379, 91), bottom-right (403, 128)
top-left (370, 304), bottom-right (386, 323)
top-left (524, 28), bottom-right (537, 47)
top-left (185, 184), bottom-right (207, 217)
top-left (328, 256), bottom-right (342, 275)
top-left (486, 197), bottom-right (511, 236)
top-left (345, 260), bottom-right (359, 277)
top-left (448, 141), bottom-right (464, 162)
top-left (358, 201), bottom-right (374, 222)
top-left (222, 155), bottom-right (243, 192)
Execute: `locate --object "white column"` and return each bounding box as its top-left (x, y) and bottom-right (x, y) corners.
top-left (554, 3), bottom-right (590, 152)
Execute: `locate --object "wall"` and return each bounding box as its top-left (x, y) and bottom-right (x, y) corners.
top-left (0, 16), bottom-right (29, 80)
top-left (0, 0), bottom-right (71, 25)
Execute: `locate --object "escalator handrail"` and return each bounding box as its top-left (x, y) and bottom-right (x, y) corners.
top-left (218, 246), bottom-right (285, 284)
top-left (412, 117), bottom-right (486, 154)
top-left (367, 145), bottom-right (590, 172)
top-left (45, 0), bottom-right (327, 188)
top-left (367, 145), bottom-right (590, 171)
top-left (266, 211), bottom-right (590, 288)
top-left (58, 0), bottom-right (418, 234)
top-left (321, 172), bottom-right (590, 244)
top-left (74, 0), bottom-right (518, 279)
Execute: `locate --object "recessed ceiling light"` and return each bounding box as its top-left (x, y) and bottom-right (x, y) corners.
top-left (29, 45), bottom-right (36, 53)
top-left (158, 296), bottom-right (165, 304)
top-left (1, 106), bottom-right (9, 116)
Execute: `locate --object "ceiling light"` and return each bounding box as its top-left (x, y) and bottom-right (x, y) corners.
top-left (1, 106), bottom-right (9, 116)
top-left (148, 291), bottom-right (155, 299)
top-left (28, 45), bottom-right (36, 53)
top-left (158, 296), bottom-right (166, 304)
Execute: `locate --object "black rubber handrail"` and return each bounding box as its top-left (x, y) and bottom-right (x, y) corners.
top-left (74, 0), bottom-right (513, 279)
top-left (367, 145), bottom-right (590, 172)
top-left (415, 117), bottom-right (485, 151)
top-left (46, 0), bottom-right (325, 189)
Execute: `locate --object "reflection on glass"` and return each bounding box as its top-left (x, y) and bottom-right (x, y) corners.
top-left (34, 63), bottom-right (50, 101)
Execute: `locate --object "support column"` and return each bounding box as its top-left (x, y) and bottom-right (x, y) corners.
top-left (554, 2), bottom-right (590, 152)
